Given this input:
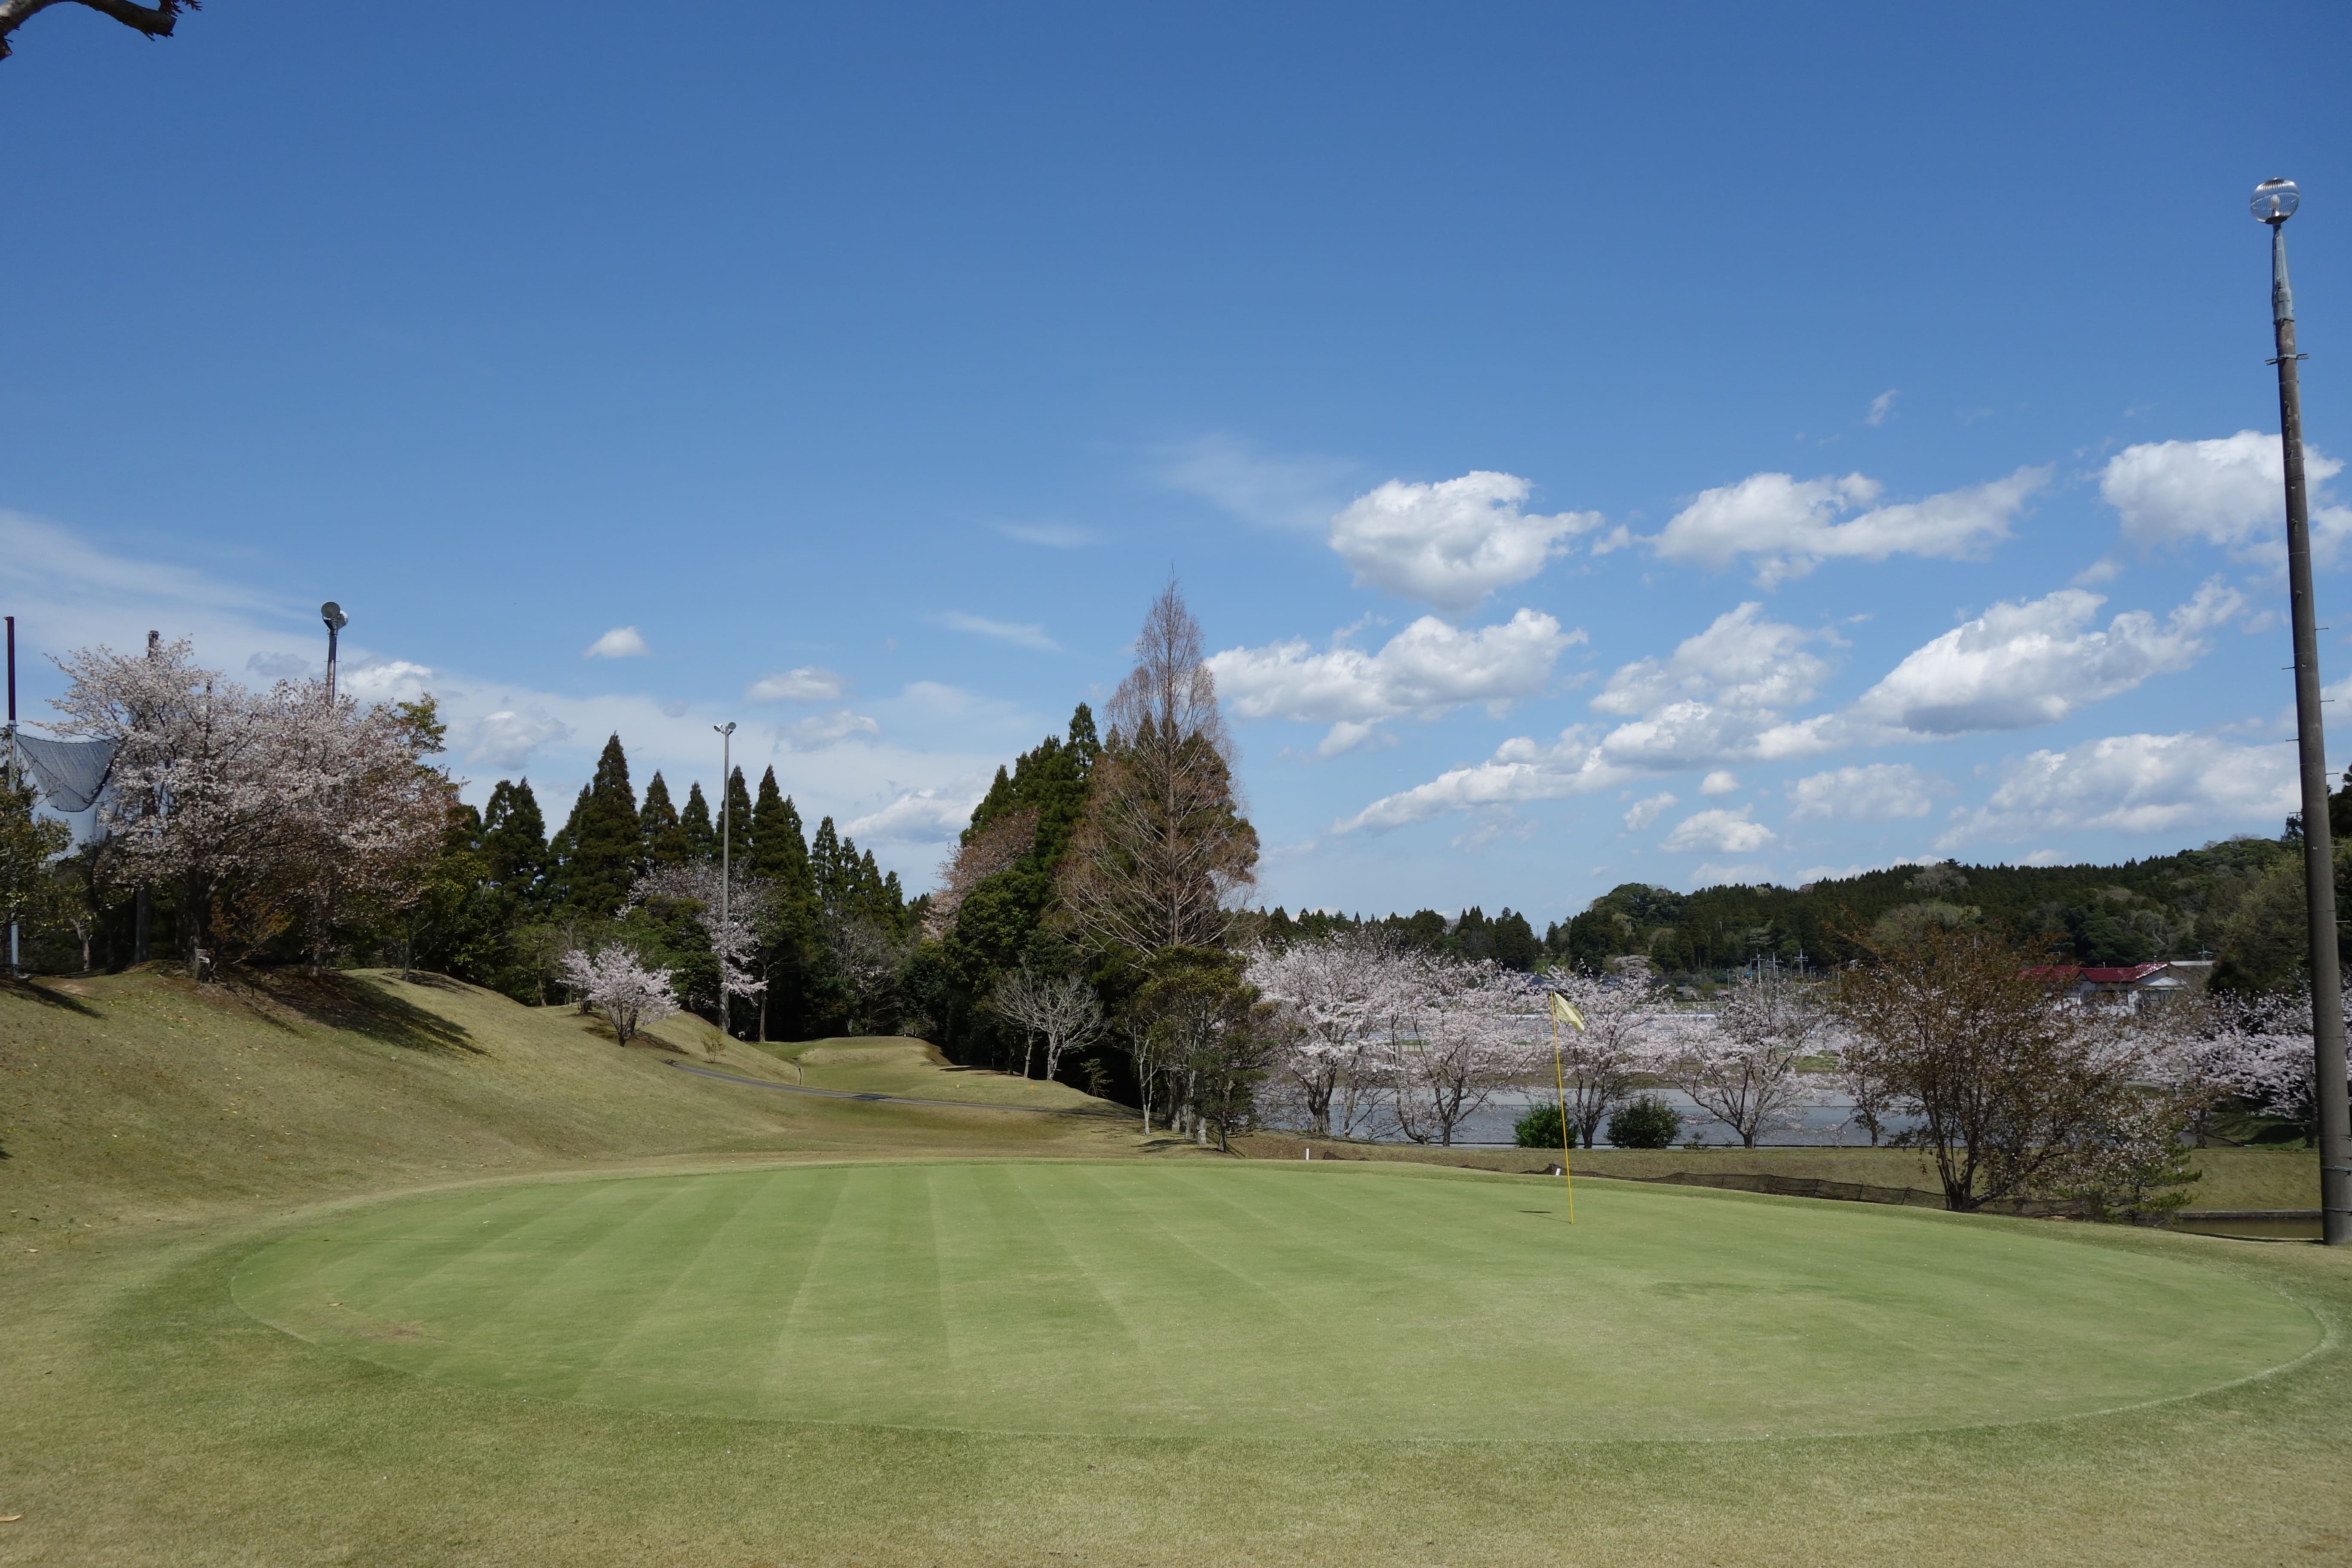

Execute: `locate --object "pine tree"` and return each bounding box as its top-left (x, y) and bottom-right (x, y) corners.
top-left (481, 778), bottom-right (550, 910)
top-left (749, 771), bottom-right (818, 1042)
top-left (565, 734), bottom-right (645, 917)
top-left (811, 816), bottom-right (846, 917)
top-left (722, 766), bottom-right (753, 869)
top-left (749, 769), bottom-right (809, 891)
top-left (545, 784), bottom-right (589, 910)
top-left (640, 772), bottom-right (690, 866)
top-left (680, 782), bottom-right (717, 861)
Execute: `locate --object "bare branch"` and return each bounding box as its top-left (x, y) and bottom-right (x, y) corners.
top-left (0, 0), bottom-right (194, 61)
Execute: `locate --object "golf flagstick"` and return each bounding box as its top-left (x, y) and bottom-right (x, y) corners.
top-left (1549, 992), bottom-right (1585, 1222)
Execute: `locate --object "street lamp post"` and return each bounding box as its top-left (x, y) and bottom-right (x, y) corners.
top-left (714, 721), bottom-right (735, 1040)
top-left (321, 602), bottom-right (348, 704)
top-left (2254, 177), bottom-right (2352, 1246)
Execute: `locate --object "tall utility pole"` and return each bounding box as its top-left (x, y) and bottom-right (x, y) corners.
top-left (6, 613), bottom-right (18, 979)
top-left (714, 720), bottom-right (736, 1041)
top-left (2254, 177), bottom-right (2351, 1246)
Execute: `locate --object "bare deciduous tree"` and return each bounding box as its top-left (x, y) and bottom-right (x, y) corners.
top-left (988, 965), bottom-right (1105, 1082)
top-left (1061, 582), bottom-right (1258, 955)
top-left (1828, 927), bottom-right (2155, 1212)
top-left (827, 914), bottom-right (908, 1035)
top-left (0, 0), bottom-right (193, 62)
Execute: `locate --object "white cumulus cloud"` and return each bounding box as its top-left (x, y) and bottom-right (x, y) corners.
top-left (1648, 465), bottom-right (2049, 588)
top-left (1623, 793), bottom-right (1677, 830)
top-left (1845, 583), bottom-right (2239, 736)
top-left (1661, 806), bottom-right (1776, 854)
top-left (2100, 430), bottom-right (2352, 565)
top-left (1332, 582), bottom-right (2237, 835)
top-left (1208, 609), bottom-right (1579, 756)
top-left (1329, 472), bottom-right (1601, 613)
top-left (1786, 763), bottom-right (1938, 822)
top-left (1941, 732), bottom-right (2298, 846)
top-left (845, 782), bottom-right (989, 844)
top-left (453, 708), bottom-right (572, 769)
top-left (1699, 770), bottom-right (1739, 796)
top-left (747, 666), bottom-right (848, 703)
top-left (583, 626), bottom-right (650, 658)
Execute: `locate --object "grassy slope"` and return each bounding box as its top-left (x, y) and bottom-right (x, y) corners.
top-left (6, 972), bottom-right (2352, 1564)
top-left (1234, 1136), bottom-right (2323, 1211)
top-left (0, 968), bottom-right (1147, 1238)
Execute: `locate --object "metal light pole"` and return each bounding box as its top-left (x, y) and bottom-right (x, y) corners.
top-left (2253, 177), bottom-right (2352, 1246)
top-left (321, 602), bottom-right (348, 704)
top-left (714, 721), bottom-right (735, 1040)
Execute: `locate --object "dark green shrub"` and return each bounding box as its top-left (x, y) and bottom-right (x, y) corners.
top-left (1607, 1095), bottom-right (1683, 1149)
top-left (1514, 1102), bottom-right (1569, 1148)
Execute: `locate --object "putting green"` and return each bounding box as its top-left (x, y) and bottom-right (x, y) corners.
top-left (231, 1161), bottom-right (2318, 1441)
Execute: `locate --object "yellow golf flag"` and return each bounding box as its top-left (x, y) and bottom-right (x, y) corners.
top-left (1550, 993), bottom-right (1585, 1032)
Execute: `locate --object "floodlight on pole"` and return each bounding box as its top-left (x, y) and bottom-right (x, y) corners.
top-left (321, 602), bottom-right (348, 705)
top-left (2251, 176), bottom-right (2350, 1246)
top-left (715, 721), bottom-right (736, 1041)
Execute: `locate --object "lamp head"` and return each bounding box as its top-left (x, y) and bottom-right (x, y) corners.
top-left (2252, 178), bottom-right (2300, 225)
top-left (321, 601), bottom-right (348, 632)
top-left (715, 721), bottom-right (736, 736)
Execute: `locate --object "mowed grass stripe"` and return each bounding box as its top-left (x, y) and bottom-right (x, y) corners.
top-left (567, 1171), bottom-right (786, 1408)
top-left (232, 1160), bottom-right (2323, 1441)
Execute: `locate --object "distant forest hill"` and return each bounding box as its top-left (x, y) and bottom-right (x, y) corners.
top-left (1260, 777), bottom-right (2352, 996)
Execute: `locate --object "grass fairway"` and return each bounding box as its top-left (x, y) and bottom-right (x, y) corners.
top-left (233, 1161), bottom-right (2316, 1442)
top-left (12, 971), bottom-right (2352, 1564)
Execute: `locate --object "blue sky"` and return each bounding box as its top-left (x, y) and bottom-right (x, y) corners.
top-left (4, 1), bottom-right (2349, 923)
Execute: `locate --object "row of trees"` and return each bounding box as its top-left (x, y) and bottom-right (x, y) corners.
top-left (1245, 920), bottom-right (2332, 1219)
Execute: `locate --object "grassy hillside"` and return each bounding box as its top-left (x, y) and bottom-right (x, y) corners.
top-left (0, 966), bottom-right (1146, 1237)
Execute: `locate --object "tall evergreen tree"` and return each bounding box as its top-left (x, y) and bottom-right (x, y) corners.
top-left (748, 770), bottom-right (819, 1041)
top-left (680, 781), bottom-right (717, 861)
top-left (565, 733), bottom-right (644, 917)
top-left (545, 784), bottom-right (589, 910)
top-left (722, 766), bottom-right (754, 869)
top-left (811, 816), bottom-right (847, 917)
top-left (749, 770), bottom-right (810, 892)
top-left (481, 778), bottom-right (550, 910)
top-left (640, 772), bottom-right (690, 865)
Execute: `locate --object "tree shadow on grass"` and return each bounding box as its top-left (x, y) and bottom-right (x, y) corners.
top-left (0, 976), bottom-right (101, 1017)
top-left (243, 969), bottom-right (483, 1056)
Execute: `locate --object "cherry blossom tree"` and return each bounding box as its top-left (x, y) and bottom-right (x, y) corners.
top-left (2177, 983), bottom-right (2349, 1135)
top-left (629, 861), bottom-right (772, 1032)
top-left (558, 945), bottom-right (680, 1049)
top-left (1541, 969), bottom-right (1672, 1148)
top-left (1663, 972), bottom-right (1830, 1147)
top-left (1384, 959), bottom-right (1540, 1147)
top-left (49, 639), bottom-right (444, 975)
top-left (1247, 930), bottom-right (1420, 1138)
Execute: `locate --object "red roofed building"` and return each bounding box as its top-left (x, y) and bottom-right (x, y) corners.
top-left (2024, 961), bottom-right (2214, 1013)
